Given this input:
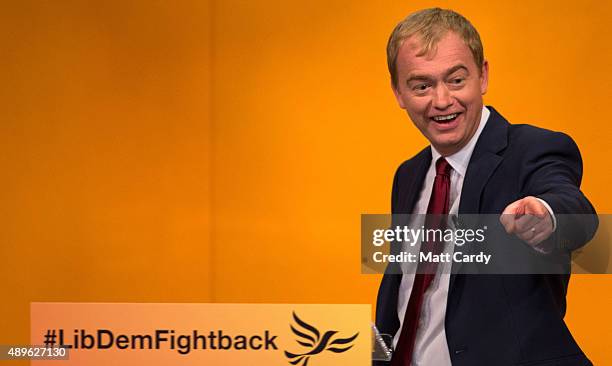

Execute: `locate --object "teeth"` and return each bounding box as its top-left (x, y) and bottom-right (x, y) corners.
top-left (433, 113), bottom-right (458, 121)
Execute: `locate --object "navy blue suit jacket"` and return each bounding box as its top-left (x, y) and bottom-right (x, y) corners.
top-left (375, 107), bottom-right (598, 366)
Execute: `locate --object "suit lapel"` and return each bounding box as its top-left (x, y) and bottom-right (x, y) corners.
top-left (449, 106), bottom-right (509, 291)
top-left (458, 107), bottom-right (508, 213)
top-left (397, 148), bottom-right (432, 214)
top-left (458, 152), bottom-right (504, 213)
top-left (379, 148), bottom-right (431, 338)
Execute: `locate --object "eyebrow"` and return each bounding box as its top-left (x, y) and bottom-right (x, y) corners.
top-left (405, 64), bottom-right (470, 85)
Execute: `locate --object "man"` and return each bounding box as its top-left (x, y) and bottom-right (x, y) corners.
top-left (375, 8), bottom-right (598, 366)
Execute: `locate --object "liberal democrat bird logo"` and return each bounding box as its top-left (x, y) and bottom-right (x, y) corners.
top-left (284, 311), bottom-right (359, 366)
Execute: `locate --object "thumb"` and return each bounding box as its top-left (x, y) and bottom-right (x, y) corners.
top-left (500, 199), bottom-right (526, 233)
top-left (521, 197), bottom-right (547, 218)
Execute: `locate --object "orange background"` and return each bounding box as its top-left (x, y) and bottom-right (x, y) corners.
top-left (1, 0), bottom-right (610, 364)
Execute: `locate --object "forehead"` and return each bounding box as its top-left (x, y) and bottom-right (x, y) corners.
top-left (396, 32), bottom-right (476, 76)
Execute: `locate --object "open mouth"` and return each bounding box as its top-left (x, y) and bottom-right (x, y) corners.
top-left (430, 112), bottom-right (461, 123)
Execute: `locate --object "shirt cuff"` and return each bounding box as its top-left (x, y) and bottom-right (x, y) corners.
top-left (532, 198), bottom-right (557, 254)
top-left (536, 197), bottom-right (557, 232)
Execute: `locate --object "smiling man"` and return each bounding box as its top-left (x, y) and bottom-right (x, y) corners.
top-left (375, 8), bottom-right (598, 366)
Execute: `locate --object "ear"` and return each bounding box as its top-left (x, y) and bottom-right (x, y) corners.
top-left (391, 80), bottom-right (406, 109)
top-left (480, 60), bottom-right (489, 95)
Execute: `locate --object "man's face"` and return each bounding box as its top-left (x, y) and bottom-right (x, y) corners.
top-left (392, 31), bottom-right (488, 156)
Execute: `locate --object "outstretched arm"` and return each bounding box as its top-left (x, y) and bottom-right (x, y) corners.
top-left (500, 132), bottom-right (598, 252)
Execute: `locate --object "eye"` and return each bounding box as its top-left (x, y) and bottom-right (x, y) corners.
top-left (412, 83), bottom-right (430, 92)
top-left (451, 77), bottom-right (464, 84)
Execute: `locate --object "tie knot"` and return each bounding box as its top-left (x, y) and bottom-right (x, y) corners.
top-left (435, 158), bottom-right (452, 176)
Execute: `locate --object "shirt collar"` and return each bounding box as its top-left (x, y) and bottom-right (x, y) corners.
top-left (431, 105), bottom-right (490, 177)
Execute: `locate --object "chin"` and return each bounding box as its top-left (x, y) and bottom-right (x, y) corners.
top-left (432, 136), bottom-right (460, 148)
top-left (431, 138), bottom-right (462, 154)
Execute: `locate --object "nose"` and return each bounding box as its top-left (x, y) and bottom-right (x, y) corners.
top-left (432, 84), bottom-right (453, 110)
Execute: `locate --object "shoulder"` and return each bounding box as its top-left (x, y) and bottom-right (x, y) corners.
top-left (503, 123), bottom-right (582, 167)
top-left (485, 106), bottom-right (580, 155)
top-left (390, 146), bottom-right (431, 212)
top-left (498, 120), bottom-right (584, 189)
top-left (393, 146), bottom-right (431, 181)
top-left (508, 123), bottom-right (578, 151)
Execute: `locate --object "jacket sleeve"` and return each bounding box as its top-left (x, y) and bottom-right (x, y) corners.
top-left (522, 131), bottom-right (598, 252)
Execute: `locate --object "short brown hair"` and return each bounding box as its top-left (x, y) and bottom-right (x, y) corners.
top-left (387, 8), bottom-right (484, 88)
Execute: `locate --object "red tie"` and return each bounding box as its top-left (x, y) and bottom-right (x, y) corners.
top-left (391, 158), bottom-right (451, 366)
